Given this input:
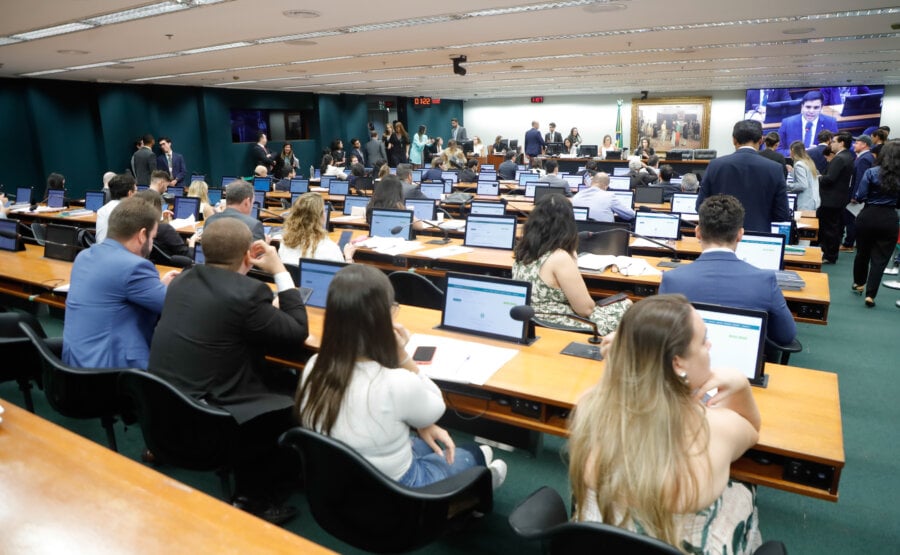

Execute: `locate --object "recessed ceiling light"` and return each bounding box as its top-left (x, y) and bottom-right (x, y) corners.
top-left (57, 49), bottom-right (89, 55)
top-left (285, 40), bottom-right (317, 46)
top-left (283, 10), bottom-right (320, 18)
top-left (782, 27), bottom-right (815, 35)
top-left (583, 3), bottom-right (627, 13)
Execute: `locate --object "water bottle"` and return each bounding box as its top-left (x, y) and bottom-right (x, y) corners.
top-left (309, 165), bottom-right (314, 179)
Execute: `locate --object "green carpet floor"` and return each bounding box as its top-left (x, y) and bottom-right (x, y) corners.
top-left (2, 253), bottom-right (898, 554)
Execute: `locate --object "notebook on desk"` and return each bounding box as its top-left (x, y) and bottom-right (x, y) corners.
top-left (692, 302), bottom-right (769, 387)
top-left (439, 272), bottom-right (533, 344)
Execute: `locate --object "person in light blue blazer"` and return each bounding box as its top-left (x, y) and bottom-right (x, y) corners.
top-left (659, 195), bottom-right (796, 347)
top-left (63, 197), bottom-right (179, 369)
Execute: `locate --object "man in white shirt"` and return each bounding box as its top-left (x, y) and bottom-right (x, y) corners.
top-left (572, 172), bottom-right (635, 222)
top-left (148, 170), bottom-right (170, 195)
top-left (95, 173), bottom-right (136, 243)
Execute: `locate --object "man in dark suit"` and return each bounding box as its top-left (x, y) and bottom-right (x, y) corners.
top-left (806, 130), bottom-right (834, 175)
top-left (651, 164), bottom-right (682, 202)
top-left (155, 136), bottom-right (187, 187)
top-left (660, 194), bottom-right (796, 346)
top-left (524, 121), bottom-right (545, 159)
top-left (842, 134), bottom-right (876, 251)
top-left (449, 117), bottom-right (467, 142)
top-left (544, 122), bottom-right (563, 143)
top-left (364, 130), bottom-right (387, 166)
top-left (131, 134), bottom-right (157, 187)
top-left (776, 90), bottom-right (839, 155)
top-left (696, 120), bottom-right (790, 232)
top-left (63, 197), bottom-right (179, 369)
top-left (252, 132), bottom-right (273, 172)
top-left (349, 137), bottom-right (366, 168)
top-left (204, 180), bottom-right (265, 241)
top-left (498, 151), bottom-right (518, 180)
top-left (149, 217), bottom-right (308, 524)
top-left (817, 132), bottom-right (854, 263)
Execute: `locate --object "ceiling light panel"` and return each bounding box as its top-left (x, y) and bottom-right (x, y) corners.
top-left (11, 22), bottom-right (94, 41)
top-left (81, 2), bottom-right (190, 25)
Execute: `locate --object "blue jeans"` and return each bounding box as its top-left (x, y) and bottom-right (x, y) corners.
top-left (397, 437), bottom-right (485, 488)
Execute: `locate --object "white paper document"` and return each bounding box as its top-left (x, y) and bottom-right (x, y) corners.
top-left (358, 237), bottom-right (424, 255)
top-left (169, 214), bottom-right (197, 230)
top-left (405, 333), bottom-right (519, 385)
top-left (418, 245), bottom-right (474, 259)
top-left (577, 254), bottom-right (661, 276)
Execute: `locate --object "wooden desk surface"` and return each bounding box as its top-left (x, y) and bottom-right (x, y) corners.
top-left (0, 399), bottom-right (334, 555)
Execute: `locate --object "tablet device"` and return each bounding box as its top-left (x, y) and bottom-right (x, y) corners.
top-left (84, 191), bottom-right (106, 212)
top-left (692, 302), bottom-right (769, 386)
top-left (173, 196), bottom-right (201, 220)
top-left (463, 215), bottom-right (517, 250)
top-left (370, 208), bottom-right (414, 240)
top-left (439, 272), bottom-right (533, 344)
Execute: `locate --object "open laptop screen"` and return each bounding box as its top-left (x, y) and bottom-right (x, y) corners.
top-left (329, 179), bottom-right (350, 196)
top-left (633, 212), bottom-right (681, 240)
top-left (47, 189), bottom-right (65, 208)
top-left (469, 201), bottom-right (507, 216)
top-left (670, 193), bottom-right (698, 214)
top-left (220, 177), bottom-right (236, 189)
top-left (84, 191), bottom-right (105, 212)
top-left (207, 188), bottom-right (223, 206)
top-left (14, 187), bottom-right (32, 205)
top-left (250, 203), bottom-right (260, 220)
top-left (404, 198), bottom-right (437, 221)
top-left (343, 195), bottom-right (370, 216)
top-left (190, 175), bottom-right (205, 185)
top-left (608, 176), bottom-right (631, 191)
top-left (612, 167), bottom-right (630, 176)
top-left (564, 175), bottom-right (582, 190)
top-left (419, 182), bottom-right (444, 200)
top-left (411, 169), bottom-right (423, 182)
top-left (464, 215), bottom-right (517, 250)
top-left (476, 181), bottom-right (500, 196)
top-left (441, 171), bottom-right (459, 185)
top-left (736, 231), bottom-right (785, 271)
top-left (518, 173), bottom-right (540, 186)
top-left (440, 272), bottom-right (532, 344)
top-left (573, 206), bottom-right (590, 221)
top-left (290, 179), bottom-right (309, 194)
top-left (168, 186), bottom-right (185, 198)
top-left (613, 191), bottom-right (634, 209)
top-left (370, 208), bottom-right (414, 240)
top-left (0, 220), bottom-right (20, 251)
top-left (693, 302), bottom-right (768, 386)
top-left (173, 196), bottom-right (200, 220)
top-left (253, 177), bottom-right (270, 192)
top-left (319, 176), bottom-right (334, 191)
top-left (253, 190), bottom-right (267, 209)
top-left (298, 258), bottom-right (348, 308)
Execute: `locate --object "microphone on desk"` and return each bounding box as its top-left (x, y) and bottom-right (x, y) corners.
top-left (509, 304), bottom-right (602, 345)
top-left (390, 219), bottom-right (451, 245)
top-left (581, 227), bottom-right (681, 266)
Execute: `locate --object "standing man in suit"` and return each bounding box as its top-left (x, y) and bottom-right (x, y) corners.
top-left (63, 197), bottom-right (179, 369)
top-left (696, 120), bottom-right (790, 232)
top-left (349, 137), bottom-right (366, 168)
top-left (842, 134), bottom-right (876, 251)
top-left (544, 122), bottom-right (563, 143)
top-left (817, 132), bottom-right (854, 264)
top-left (364, 130), bottom-right (387, 166)
top-left (449, 117), bottom-right (467, 142)
top-left (149, 217), bottom-right (308, 524)
top-left (660, 194), bottom-right (796, 346)
top-left (131, 134), bottom-right (157, 187)
top-left (776, 90), bottom-right (839, 155)
top-left (806, 130), bottom-right (834, 175)
top-left (252, 132), bottom-right (274, 173)
top-left (204, 180), bottom-right (266, 242)
top-left (524, 121), bottom-right (545, 161)
top-left (156, 136), bottom-right (187, 187)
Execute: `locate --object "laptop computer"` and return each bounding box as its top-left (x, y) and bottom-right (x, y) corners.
top-left (479, 171), bottom-right (498, 182)
top-left (633, 212), bottom-right (681, 244)
top-left (47, 189), bottom-right (66, 209)
top-left (634, 187), bottom-right (664, 204)
top-left (770, 221), bottom-right (792, 244)
top-left (173, 196), bottom-right (200, 220)
top-left (252, 177), bottom-right (270, 192)
top-left (576, 222), bottom-right (630, 256)
top-left (469, 200), bottom-right (507, 216)
top-left (463, 215), bottom-right (517, 250)
top-left (608, 176), bottom-right (631, 191)
top-left (573, 206), bottom-right (590, 221)
top-left (476, 181), bottom-right (500, 196)
top-left (167, 186), bottom-right (184, 198)
top-left (692, 302), bottom-right (769, 387)
top-left (613, 191), bottom-right (635, 209)
top-left (84, 191), bottom-right (106, 212)
top-left (297, 258), bottom-right (349, 308)
top-left (404, 198), bottom-right (437, 221)
top-left (419, 182), bottom-right (445, 200)
top-left (370, 208), bottom-right (415, 240)
top-left (343, 195), bottom-right (370, 216)
top-left (439, 272), bottom-right (534, 344)
top-left (736, 231), bottom-right (805, 290)
top-left (787, 193), bottom-right (798, 212)
top-left (9, 186), bottom-right (33, 208)
top-left (328, 179), bottom-right (350, 196)
top-left (481, 164), bottom-right (496, 171)
top-left (290, 179), bottom-right (309, 194)
top-left (533, 185), bottom-right (565, 204)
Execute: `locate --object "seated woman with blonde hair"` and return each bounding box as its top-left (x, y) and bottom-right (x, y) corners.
top-left (568, 294), bottom-right (764, 554)
top-left (186, 180), bottom-right (217, 220)
top-left (278, 193), bottom-right (353, 265)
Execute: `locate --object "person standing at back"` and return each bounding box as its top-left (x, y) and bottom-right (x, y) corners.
top-left (696, 120), bottom-right (790, 232)
top-left (131, 134), bottom-right (157, 187)
top-left (524, 121), bottom-right (545, 161)
top-left (817, 133), bottom-right (854, 264)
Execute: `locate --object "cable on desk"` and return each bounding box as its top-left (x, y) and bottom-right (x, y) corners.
top-left (444, 394), bottom-right (489, 421)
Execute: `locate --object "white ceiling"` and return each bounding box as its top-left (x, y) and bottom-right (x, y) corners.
top-left (1, 0), bottom-right (898, 99)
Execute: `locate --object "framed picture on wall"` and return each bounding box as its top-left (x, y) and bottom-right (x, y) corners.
top-left (631, 97), bottom-right (711, 153)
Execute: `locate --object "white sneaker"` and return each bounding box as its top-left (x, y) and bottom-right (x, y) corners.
top-left (883, 266), bottom-right (899, 275)
top-left (489, 459), bottom-right (507, 489)
top-left (479, 445), bottom-right (493, 466)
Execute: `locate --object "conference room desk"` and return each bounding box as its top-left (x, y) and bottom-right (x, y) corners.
top-left (628, 236), bottom-right (824, 272)
top-left (0, 399), bottom-right (334, 554)
top-left (293, 305), bottom-right (843, 502)
top-left (339, 231), bottom-right (831, 326)
top-left (9, 207), bottom-right (97, 227)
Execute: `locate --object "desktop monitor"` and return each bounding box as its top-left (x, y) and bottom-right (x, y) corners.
top-left (136, 185), bottom-right (149, 191)
top-left (564, 175), bottom-right (583, 191)
top-left (524, 183), bottom-right (539, 199)
top-left (545, 142), bottom-right (565, 156)
top-left (253, 190), bottom-right (267, 210)
top-left (633, 212), bottom-right (681, 240)
top-left (441, 171), bottom-right (459, 185)
top-left (612, 166), bottom-right (630, 177)
top-left (479, 171), bottom-right (498, 181)
top-left (252, 177), bottom-right (270, 192)
top-left (736, 231), bottom-right (786, 271)
top-left (328, 179), bottom-right (350, 196)
top-left (168, 186), bottom-right (185, 198)
top-left (463, 215), bottom-right (517, 250)
top-left (0, 220), bottom-right (23, 251)
top-left (608, 176), bottom-right (631, 191)
top-left (692, 302), bottom-right (769, 386)
top-left (343, 195), bottom-right (370, 216)
top-left (508, 139), bottom-right (519, 151)
top-left (440, 272), bottom-right (533, 344)
top-left (314, 168), bottom-right (321, 179)
top-left (605, 150), bottom-right (623, 160)
top-left (786, 193), bottom-right (798, 212)
top-left (298, 258), bottom-right (349, 309)
top-left (319, 176), bottom-right (334, 190)
top-left (633, 187), bottom-right (664, 204)
top-left (404, 198), bottom-right (437, 221)
top-left (173, 196), bottom-right (201, 220)
top-left (578, 145), bottom-right (599, 157)
top-left (670, 193), bottom-right (698, 214)
top-left (370, 208), bottom-right (414, 240)
top-left (518, 173), bottom-right (540, 186)
top-left (290, 179), bottom-right (309, 194)
top-left (353, 176), bottom-right (374, 193)
top-left (476, 181), bottom-right (500, 196)
top-left (572, 206), bottom-right (590, 221)
top-left (47, 189), bottom-right (65, 208)
top-left (481, 164), bottom-right (495, 171)
top-left (220, 176), bottom-right (237, 188)
top-left (419, 182), bottom-right (445, 200)
top-left (14, 187), bottom-right (32, 205)
top-left (460, 140), bottom-right (475, 154)
top-left (770, 222), bottom-right (792, 244)
top-left (576, 222), bottom-right (630, 256)
top-left (190, 174), bottom-right (205, 184)
top-left (84, 191), bottom-right (105, 212)
top-left (533, 185), bottom-right (565, 205)
top-left (613, 191), bottom-right (634, 209)
top-left (411, 169), bottom-right (423, 182)
top-left (290, 192), bottom-right (303, 206)
top-left (469, 201), bottom-right (507, 216)
top-left (205, 188), bottom-right (223, 206)
top-left (250, 203), bottom-right (260, 220)
top-left (44, 224), bottom-right (79, 261)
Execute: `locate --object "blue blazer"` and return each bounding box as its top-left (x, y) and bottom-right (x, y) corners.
top-left (659, 250), bottom-right (797, 346)
top-left (777, 114), bottom-right (838, 154)
top-left (696, 148), bottom-right (791, 232)
top-left (157, 152), bottom-right (187, 186)
top-left (63, 240), bottom-right (168, 369)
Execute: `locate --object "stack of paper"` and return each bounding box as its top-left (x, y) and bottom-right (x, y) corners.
top-left (405, 333), bottom-right (519, 385)
top-left (775, 270), bottom-right (806, 291)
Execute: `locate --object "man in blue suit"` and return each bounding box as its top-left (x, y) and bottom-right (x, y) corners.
top-left (524, 121), bottom-right (545, 159)
top-left (63, 197), bottom-right (179, 369)
top-left (660, 195), bottom-right (796, 346)
top-left (776, 90), bottom-right (839, 155)
top-left (696, 120), bottom-right (791, 232)
top-left (156, 136), bottom-right (187, 187)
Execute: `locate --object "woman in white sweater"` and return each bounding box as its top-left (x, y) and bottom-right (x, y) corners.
top-left (295, 265), bottom-right (506, 488)
top-left (278, 193), bottom-right (351, 265)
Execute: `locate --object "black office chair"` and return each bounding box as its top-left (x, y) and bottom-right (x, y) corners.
top-left (118, 369), bottom-right (240, 499)
top-left (279, 426), bottom-right (493, 553)
top-left (389, 270), bottom-right (445, 310)
top-left (77, 229), bottom-right (96, 248)
top-left (0, 312), bottom-right (57, 412)
top-left (150, 243), bottom-right (194, 268)
top-left (18, 321), bottom-right (127, 451)
top-left (764, 337), bottom-right (803, 365)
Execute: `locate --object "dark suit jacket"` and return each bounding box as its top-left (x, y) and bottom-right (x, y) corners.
top-left (850, 150), bottom-right (875, 198)
top-left (365, 139), bottom-right (387, 165)
top-left (350, 147), bottom-right (366, 167)
top-left (758, 149), bottom-right (788, 179)
top-left (156, 152), bottom-right (187, 186)
top-left (777, 114), bottom-right (838, 155)
top-left (818, 149), bottom-right (853, 208)
top-left (806, 144), bottom-right (829, 174)
top-left (524, 128), bottom-right (545, 156)
top-left (696, 148), bottom-right (791, 232)
top-left (421, 168), bottom-right (443, 182)
top-left (544, 131), bottom-right (562, 143)
top-left (252, 143), bottom-right (273, 171)
top-left (659, 250), bottom-right (797, 346)
top-left (149, 265), bottom-right (309, 424)
top-left (132, 147), bottom-right (156, 186)
top-left (205, 207), bottom-right (266, 241)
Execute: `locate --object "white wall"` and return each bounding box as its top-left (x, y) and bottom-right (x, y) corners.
top-left (463, 86), bottom-right (900, 155)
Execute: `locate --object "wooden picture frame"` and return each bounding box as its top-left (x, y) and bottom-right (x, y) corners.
top-left (631, 97), bottom-right (711, 153)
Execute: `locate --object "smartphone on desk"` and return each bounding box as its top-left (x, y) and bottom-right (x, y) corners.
top-left (412, 346), bottom-right (436, 364)
top-left (337, 230), bottom-right (353, 251)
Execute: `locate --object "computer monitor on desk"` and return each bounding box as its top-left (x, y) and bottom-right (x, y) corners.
top-left (298, 258), bottom-right (348, 309)
top-left (84, 191), bottom-right (105, 212)
top-left (545, 142), bottom-right (564, 156)
top-left (736, 231), bottom-right (786, 271)
top-left (518, 173), bottom-right (540, 186)
top-left (476, 181), bottom-right (500, 196)
top-left (692, 302), bottom-right (769, 386)
top-left (576, 221), bottom-right (630, 256)
top-left (343, 195), bottom-right (369, 216)
top-left (370, 208), bottom-right (414, 240)
top-left (47, 189), bottom-right (66, 208)
top-left (328, 179), bottom-right (350, 196)
top-left (464, 215), bottom-right (517, 250)
top-left (608, 176), bottom-right (631, 191)
top-left (579, 145), bottom-right (599, 157)
top-left (633, 212), bottom-right (682, 241)
top-left (253, 177), bottom-right (270, 192)
top-left (670, 193), bottom-right (698, 215)
top-left (613, 190), bottom-right (634, 209)
top-left (290, 179), bottom-right (309, 194)
top-left (440, 272), bottom-right (534, 345)
top-left (173, 196), bottom-right (200, 220)
top-left (420, 182), bottom-right (445, 200)
top-left (605, 150), bottom-right (623, 160)
top-left (207, 188), bottom-right (223, 205)
top-left (404, 198), bottom-right (437, 221)
top-left (469, 201), bottom-right (507, 216)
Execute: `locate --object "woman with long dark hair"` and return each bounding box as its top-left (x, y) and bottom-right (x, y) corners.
top-left (388, 122), bottom-right (410, 167)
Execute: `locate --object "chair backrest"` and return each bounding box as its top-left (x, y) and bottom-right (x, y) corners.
top-left (18, 321), bottom-right (123, 420)
top-left (389, 271), bottom-right (445, 310)
top-left (279, 426), bottom-right (491, 553)
top-left (31, 222), bottom-right (47, 245)
top-left (0, 312), bottom-right (46, 384)
top-left (118, 369), bottom-right (238, 470)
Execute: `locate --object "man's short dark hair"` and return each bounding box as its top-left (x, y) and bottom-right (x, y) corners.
top-left (158, 136), bottom-right (171, 144)
top-left (202, 217), bottom-right (252, 270)
top-left (108, 196), bottom-right (159, 242)
top-left (878, 125), bottom-right (890, 134)
top-left (350, 137), bottom-right (360, 145)
top-left (585, 160), bottom-right (598, 172)
top-left (698, 195), bottom-right (745, 244)
top-left (660, 165), bottom-right (675, 182)
top-left (47, 172), bottom-right (65, 190)
top-left (816, 130), bottom-right (834, 143)
top-left (872, 129), bottom-right (888, 142)
top-left (647, 154), bottom-right (659, 166)
top-left (256, 131), bottom-right (266, 142)
top-left (466, 158), bottom-right (479, 169)
top-left (151, 170), bottom-right (170, 182)
top-left (451, 118), bottom-right (459, 124)
top-left (505, 151), bottom-right (516, 161)
top-left (733, 120), bottom-right (763, 145)
top-left (141, 134), bottom-right (155, 146)
top-left (834, 132), bottom-right (853, 149)
top-left (801, 90), bottom-right (825, 104)
top-left (108, 174), bottom-right (136, 200)
top-left (225, 180), bottom-right (253, 205)
top-left (396, 163), bottom-right (412, 181)
top-left (544, 159), bottom-right (558, 173)
top-left (764, 131), bottom-right (780, 148)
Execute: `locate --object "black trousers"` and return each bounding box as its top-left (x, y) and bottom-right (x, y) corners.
top-left (843, 208), bottom-right (857, 247)
top-left (233, 407), bottom-right (297, 501)
top-left (852, 205), bottom-right (899, 298)
top-left (817, 206), bottom-right (844, 262)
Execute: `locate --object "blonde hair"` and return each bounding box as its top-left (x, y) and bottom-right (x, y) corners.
top-left (187, 180), bottom-right (210, 204)
top-left (281, 193), bottom-right (327, 254)
top-left (789, 141), bottom-right (819, 179)
top-left (568, 295), bottom-right (707, 549)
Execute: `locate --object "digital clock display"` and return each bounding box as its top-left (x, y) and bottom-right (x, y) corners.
top-left (413, 96), bottom-right (433, 106)
top-left (531, 96), bottom-right (544, 103)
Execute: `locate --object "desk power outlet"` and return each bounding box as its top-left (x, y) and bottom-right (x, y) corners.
top-left (510, 398), bottom-right (543, 419)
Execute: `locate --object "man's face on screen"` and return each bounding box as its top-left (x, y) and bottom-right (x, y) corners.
top-left (801, 100), bottom-right (823, 122)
